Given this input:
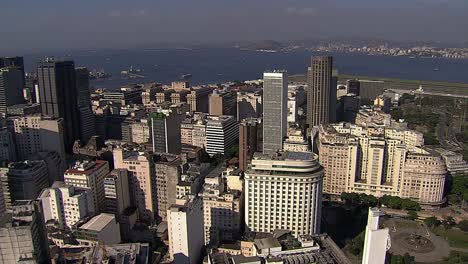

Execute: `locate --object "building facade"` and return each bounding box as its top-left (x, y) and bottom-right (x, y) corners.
top-left (7, 115), bottom-right (66, 160)
top-left (113, 148), bottom-right (156, 223)
top-left (167, 197), bottom-right (204, 264)
top-left (206, 115), bottom-right (239, 156)
top-left (237, 91), bottom-right (262, 121)
top-left (262, 71), bottom-right (287, 154)
top-left (37, 59), bottom-right (80, 152)
top-left (245, 151), bottom-right (323, 237)
top-left (318, 119), bottom-right (447, 207)
top-left (150, 110), bottom-right (182, 154)
top-left (39, 182), bottom-right (95, 228)
top-left (307, 56), bottom-right (333, 127)
top-left (0, 67), bottom-right (24, 115)
top-left (0, 160), bottom-right (49, 209)
top-left (64, 160), bottom-right (110, 214)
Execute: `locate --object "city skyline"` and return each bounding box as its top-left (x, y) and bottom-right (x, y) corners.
top-left (0, 32), bottom-right (467, 263)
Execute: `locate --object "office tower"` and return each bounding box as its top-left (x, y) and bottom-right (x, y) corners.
top-left (0, 200), bottom-right (50, 264)
top-left (263, 71), bottom-right (287, 154)
top-left (209, 91), bottom-right (237, 116)
top-left (0, 127), bottom-right (16, 162)
top-left (329, 70), bottom-right (338, 123)
top-left (150, 110), bottom-right (182, 154)
top-left (307, 56), bottom-right (333, 127)
top-left (75, 68), bottom-right (91, 106)
top-left (237, 91), bottom-right (262, 121)
top-left (74, 213), bottom-right (121, 246)
top-left (64, 160), bottom-right (110, 214)
top-left (155, 155), bottom-right (181, 221)
top-left (239, 119), bottom-right (259, 171)
top-left (167, 197), bottom-right (204, 264)
top-left (113, 148), bottom-right (156, 223)
top-left (39, 182), bottom-right (95, 228)
top-left (37, 59), bottom-right (80, 152)
top-left (103, 169), bottom-right (131, 216)
top-left (75, 67), bottom-right (96, 142)
top-left (0, 67), bottom-right (25, 115)
top-left (187, 87), bottom-right (211, 113)
top-left (206, 115), bottom-right (239, 156)
top-left (287, 86), bottom-right (306, 124)
top-left (0, 57), bottom-right (25, 78)
top-left (318, 114), bottom-right (447, 207)
top-left (201, 175), bottom-right (241, 245)
top-left (0, 160), bottom-right (49, 209)
top-left (362, 208), bottom-right (390, 264)
top-left (245, 151), bottom-right (323, 237)
top-left (7, 115), bottom-right (66, 160)
top-left (347, 79), bottom-right (361, 96)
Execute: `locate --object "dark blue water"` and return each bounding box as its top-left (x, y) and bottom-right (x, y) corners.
top-left (24, 48), bottom-right (468, 89)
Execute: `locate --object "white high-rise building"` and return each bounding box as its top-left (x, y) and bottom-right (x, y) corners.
top-left (263, 71), bottom-right (287, 154)
top-left (205, 115), bottom-right (238, 156)
top-left (167, 197), bottom-right (204, 264)
top-left (39, 182), bottom-right (95, 228)
top-left (245, 151), bottom-right (323, 237)
top-left (362, 208), bottom-right (391, 264)
top-left (64, 160), bottom-right (110, 214)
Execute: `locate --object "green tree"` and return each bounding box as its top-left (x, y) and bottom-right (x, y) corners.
top-left (424, 217), bottom-right (440, 228)
top-left (458, 220), bottom-right (468, 232)
top-left (407, 211), bottom-right (418, 220)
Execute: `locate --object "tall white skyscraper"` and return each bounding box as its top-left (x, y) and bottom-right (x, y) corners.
top-left (245, 151), bottom-right (323, 237)
top-left (362, 208), bottom-right (391, 264)
top-left (263, 71), bottom-right (288, 154)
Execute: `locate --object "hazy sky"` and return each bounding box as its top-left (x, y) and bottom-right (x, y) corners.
top-left (1, 0), bottom-right (468, 53)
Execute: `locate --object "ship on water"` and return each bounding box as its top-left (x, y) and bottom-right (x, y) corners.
top-left (121, 66), bottom-right (145, 78)
top-left (181, 73), bottom-right (192, 79)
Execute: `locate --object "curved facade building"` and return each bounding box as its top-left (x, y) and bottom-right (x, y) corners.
top-left (244, 151), bottom-right (323, 237)
top-left (402, 153), bottom-right (446, 206)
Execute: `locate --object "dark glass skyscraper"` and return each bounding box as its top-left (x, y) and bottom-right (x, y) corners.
top-left (307, 56), bottom-right (333, 127)
top-left (0, 67), bottom-right (25, 115)
top-left (0, 57), bottom-right (25, 79)
top-left (75, 67), bottom-right (95, 142)
top-left (37, 59), bottom-right (80, 152)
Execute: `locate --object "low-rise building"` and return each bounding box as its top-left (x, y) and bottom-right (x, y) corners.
top-left (39, 182), bottom-right (95, 229)
top-left (74, 213), bottom-right (121, 246)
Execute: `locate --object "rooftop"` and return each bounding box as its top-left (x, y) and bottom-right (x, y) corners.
top-left (79, 213), bottom-right (115, 232)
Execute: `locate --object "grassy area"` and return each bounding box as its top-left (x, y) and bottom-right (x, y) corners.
top-left (432, 227), bottom-right (468, 249)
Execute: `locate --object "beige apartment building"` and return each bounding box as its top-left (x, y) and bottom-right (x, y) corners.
top-left (318, 118), bottom-right (447, 207)
top-left (113, 148), bottom-right (156, 223)
top-left (201, 175), bottom-right (241, 245)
